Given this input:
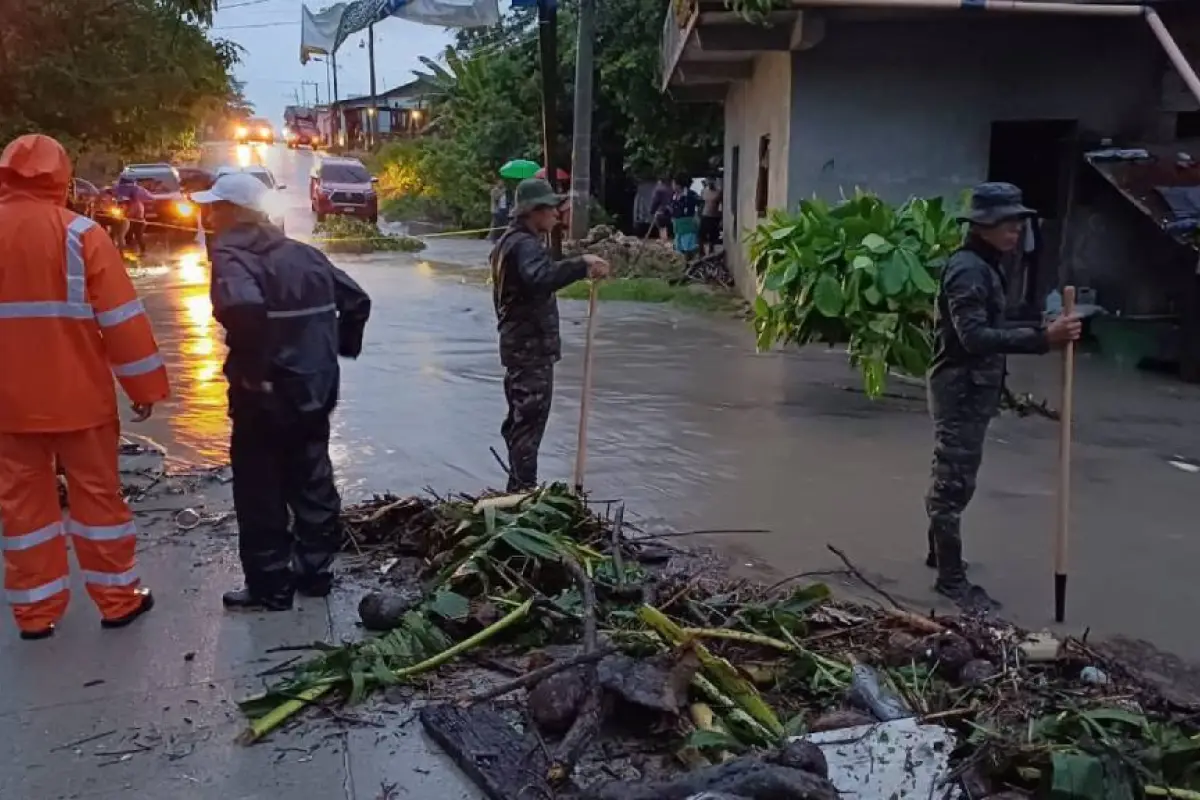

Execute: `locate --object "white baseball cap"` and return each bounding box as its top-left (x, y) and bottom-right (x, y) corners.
top-left (192, 172), bottom-right (268, 212)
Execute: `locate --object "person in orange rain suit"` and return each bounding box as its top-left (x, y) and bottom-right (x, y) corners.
top-left (0, 134), bottom-right (169, 640)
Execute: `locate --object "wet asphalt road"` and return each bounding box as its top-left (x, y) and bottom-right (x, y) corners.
top-left (2, 141), bottom-right (1200, 798)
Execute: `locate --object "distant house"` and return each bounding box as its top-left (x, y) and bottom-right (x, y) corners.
top-left (660, 1), bottom-right (1200, 378)
top-left (335, 75), bottom-right (437, 148)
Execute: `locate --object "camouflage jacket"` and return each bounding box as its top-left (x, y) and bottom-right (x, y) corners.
top-left (929, 237), bottom-right (1048, 413)
top-left (491, 222), bottom-right (588, 368)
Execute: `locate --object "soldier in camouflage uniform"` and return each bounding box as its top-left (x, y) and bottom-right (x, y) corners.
top-left (492, 179), bottom-right (610, 492)
top-left (926, 183), bottom-right (1081, 609)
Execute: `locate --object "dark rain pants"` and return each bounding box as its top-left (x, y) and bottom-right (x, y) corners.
top-left (924, 367), bottom-right (998, 579)
top-left (230, 406), bottom-right (341, 600)
top-left (502, 363), bottom-right (554, 492)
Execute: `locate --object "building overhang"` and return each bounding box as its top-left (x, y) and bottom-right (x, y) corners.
top-left (661, 0), bottom-right (825, 97)
top-left (662, 0), bottom-right (1200, 105)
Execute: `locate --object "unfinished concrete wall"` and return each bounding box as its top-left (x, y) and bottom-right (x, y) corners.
top-left (788, 15), bottom-right (1159, 204)
top-left (787, 14), bottom-right (1162, 310)
top-left (725, 52), bottom-right (792, 298)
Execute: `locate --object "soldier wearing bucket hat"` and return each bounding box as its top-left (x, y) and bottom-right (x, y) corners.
top-left (491, 178), bottom-right (611, 491)
top-left (925, 182), bottom-right (1081, 610)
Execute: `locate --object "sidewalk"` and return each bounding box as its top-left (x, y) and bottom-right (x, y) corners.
top-left (0, 453), bottom-right (480, 800)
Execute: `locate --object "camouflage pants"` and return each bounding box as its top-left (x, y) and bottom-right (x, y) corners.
top-left (502, 363), bottom-right (554, 492)
top-left (925, 370), bottom-right (996, 555)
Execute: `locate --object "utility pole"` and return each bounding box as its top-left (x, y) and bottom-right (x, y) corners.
top-left (312, 81), bottom-right (321, 105)
top-left (537, 0), bottom-right (561, 257)
top-left (332, 51), bottom-right (340, 147)
top-left (368, 22), bottom-right (378, 148)
top-left (568, 0), bottom-right (596, 241)
top-left (300, 83), bottom-right (307, 106)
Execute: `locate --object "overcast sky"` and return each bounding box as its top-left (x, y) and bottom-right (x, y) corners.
top-left (211, 0), bottom-right (455, 123)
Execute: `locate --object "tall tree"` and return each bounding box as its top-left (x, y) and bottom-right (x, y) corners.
top-left (0, 0), bottom-right (238, 157)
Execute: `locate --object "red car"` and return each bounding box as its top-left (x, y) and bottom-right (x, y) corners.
top-left (309, 157), bottom-right (378, 224)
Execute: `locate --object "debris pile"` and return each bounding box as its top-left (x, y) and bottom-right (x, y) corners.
top-left (238, 486), bottom-right (1200, 800)
top-left (566, 227), bottom-right (687, 282)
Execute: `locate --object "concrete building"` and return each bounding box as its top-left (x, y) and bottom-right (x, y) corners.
top-left (661, 1), bottom-right (1200, 377)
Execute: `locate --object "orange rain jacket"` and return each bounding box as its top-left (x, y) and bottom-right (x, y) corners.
top-left (0, 135), bottom-right (170, 432)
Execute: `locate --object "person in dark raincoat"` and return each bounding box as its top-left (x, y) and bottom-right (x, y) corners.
top-left (491, 179), bottom-right (610, 492)
top-left (194, 173), bottom-right (371, 611)
top-left (926, 182), bottom-right (1080, 610)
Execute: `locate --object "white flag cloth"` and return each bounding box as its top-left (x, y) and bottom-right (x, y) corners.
top-left (300, 3), bottom-right (348, 63)
top-left (300, 0), bottom-right (499, 64)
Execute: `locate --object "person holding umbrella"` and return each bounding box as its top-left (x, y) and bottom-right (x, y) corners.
top-left (925, 182), bottom-right (1080, 610)
top-left (491, 178), bottom-right (611, 492)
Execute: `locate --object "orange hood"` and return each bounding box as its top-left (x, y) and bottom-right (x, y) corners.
top-left (0, 134), bottom-right (72, 202)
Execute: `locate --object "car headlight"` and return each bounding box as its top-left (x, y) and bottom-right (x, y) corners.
top-left (175, 200), bottom-right (195, 217)
top-left (259, 127), bottom-right (271, 137)
top-left (236, 126), bottom-right (248, 138)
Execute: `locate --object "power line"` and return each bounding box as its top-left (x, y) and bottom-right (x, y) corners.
top-left (218, 0), bottom-right (275, 8)
top-left (212, 19), bottom-right (299, 30)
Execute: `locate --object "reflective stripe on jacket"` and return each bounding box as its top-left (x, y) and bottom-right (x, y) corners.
top-left (0, 134), bottom-right (170, 432)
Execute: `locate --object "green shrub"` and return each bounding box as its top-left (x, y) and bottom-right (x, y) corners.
top-left (749, 191), bottom-right (964, 398)
top-left (311, 216), bottom-right (427, 255)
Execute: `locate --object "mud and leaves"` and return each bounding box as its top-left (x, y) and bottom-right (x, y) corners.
top-left (240, 485), bottom-right (1200, 798)
top-left (749, 191), bottom-right (964, 397)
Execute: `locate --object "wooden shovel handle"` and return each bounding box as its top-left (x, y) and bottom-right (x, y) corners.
top-left (573, 282), bottom-right (598, 492)
top-left (1054, 286), bottom-right (1076, 577)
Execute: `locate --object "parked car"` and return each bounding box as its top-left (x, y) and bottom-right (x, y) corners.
top-left (118, 163), bottom-right (198, 242)
top-left (68, 177), bottom-right (99, 218)
top-left (235, 118), bottom-right (275, 145)
top-left (213, 165), bottom-right (288, 233)
top-left (309, 156), bottom-right (378, 223)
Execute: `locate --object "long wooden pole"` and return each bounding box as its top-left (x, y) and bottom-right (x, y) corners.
top-left (573, 282), bottom-right (598, 493)
top-left (1054, 285), bottom-right (1076, 622)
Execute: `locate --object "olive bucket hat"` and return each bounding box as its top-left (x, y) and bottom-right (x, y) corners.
top-left (958, 182), bottom-right (1036, 226)
top-left (513, 178), bottom-right (565, 216)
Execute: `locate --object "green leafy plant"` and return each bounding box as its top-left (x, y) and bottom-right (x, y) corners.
top-left (749, 191), bottom-right (964, 397)
top-left (311, 216), bottom-right (427, 255)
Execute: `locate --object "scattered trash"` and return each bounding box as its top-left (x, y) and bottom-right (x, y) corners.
top-left (1168, 459), bottom-right (1200, 474)
top-left (847, 663), bottom-right (910, 721)
top-left (802, 718), bottom-right (960, 799)
top-left (1019, 631), bottom-right (1062, 662)
top-left (1080, 665), bottom-right (1110, 686)
top-left (175, 508), bottom-right (201, 530)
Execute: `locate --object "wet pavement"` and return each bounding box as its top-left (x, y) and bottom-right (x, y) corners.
top-left (3, 141), bottom-right (1200, 797)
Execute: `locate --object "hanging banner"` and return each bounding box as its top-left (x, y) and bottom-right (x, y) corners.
top-left (300, 0), bottom-right (500, 63)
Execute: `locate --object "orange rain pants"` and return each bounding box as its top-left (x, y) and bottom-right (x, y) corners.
top-left (0, 134), bottom-right (169, 633)
top-left (0, 424), bottom-right (142, 630)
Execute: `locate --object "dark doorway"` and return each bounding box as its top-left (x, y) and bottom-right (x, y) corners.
top-left (987, 119), bottom-right (1078, 315)
top-left (987, 119), bottom-right (1076, 218)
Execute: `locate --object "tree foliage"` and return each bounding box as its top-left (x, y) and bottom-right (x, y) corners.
top-left (375, 0), bottom-right (721, 228)
top-left (749, 192), bottom-right (964, 398)
top-left (0, 0), bottom-right (239, 162)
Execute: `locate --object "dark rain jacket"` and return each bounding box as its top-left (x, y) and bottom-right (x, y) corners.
top-left (491, 221), bottom-right (587, 368)
top-left (210, 223), bottom-right (371, 418)
top-left (929, 235), bottom-right (1047, 417)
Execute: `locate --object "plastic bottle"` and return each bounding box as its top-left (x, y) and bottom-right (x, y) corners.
top-left (1045, 288), bottom-right (1063, 318)
top-left (847, 663), bottom-right (911, 721)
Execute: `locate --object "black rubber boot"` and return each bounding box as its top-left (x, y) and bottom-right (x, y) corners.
top-left (222, 587), bottom-right (293, 611)
top-left (20, 625), bottom-right (55, 641)
top-left (933, 532), bottom-right (998, 611)
top-left (102, 588), bottom-right (155, 629)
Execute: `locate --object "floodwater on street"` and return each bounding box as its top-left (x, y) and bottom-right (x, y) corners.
top-left (133, 143), bottom-right (1200, 662)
